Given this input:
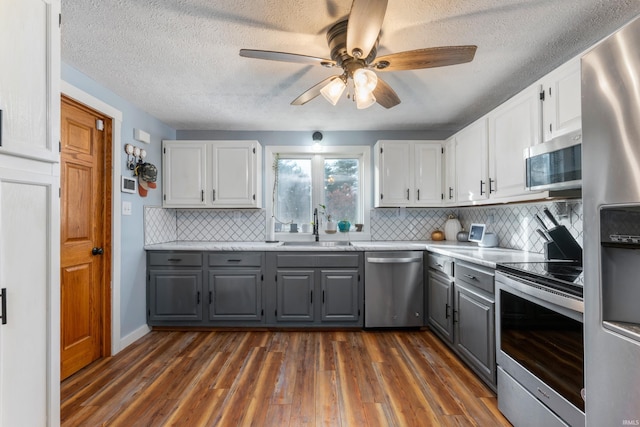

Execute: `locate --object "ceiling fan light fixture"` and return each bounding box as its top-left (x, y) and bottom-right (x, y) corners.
top-left (320, 77), bottom-right (347, 105)
top-left (355, 86), bottom-right (376, 109)
top-left (353, 68), bottom-right (378, 92)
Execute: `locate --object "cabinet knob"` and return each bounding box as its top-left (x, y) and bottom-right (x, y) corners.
top-left (91, 247), bottom-right (104, 256)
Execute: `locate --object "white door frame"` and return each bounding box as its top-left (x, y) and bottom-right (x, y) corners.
top-left (60, 81), bottom-right (123, 356)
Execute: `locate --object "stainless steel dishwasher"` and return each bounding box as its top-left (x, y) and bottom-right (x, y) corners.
top-left (364, 251), bottom-right (424, 327)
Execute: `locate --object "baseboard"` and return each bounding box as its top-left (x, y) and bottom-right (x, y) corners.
top-left (116, 324), bottom-right (151, 354)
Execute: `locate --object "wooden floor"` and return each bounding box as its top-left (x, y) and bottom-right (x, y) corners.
top-left (61, 329), bottom-right (511, 426)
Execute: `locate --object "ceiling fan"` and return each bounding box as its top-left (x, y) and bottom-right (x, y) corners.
top-left (239, 0), bottom-right (477, 109)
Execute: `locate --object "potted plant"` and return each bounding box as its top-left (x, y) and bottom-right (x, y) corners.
top-left (318, 204), bottom-right (337, 233)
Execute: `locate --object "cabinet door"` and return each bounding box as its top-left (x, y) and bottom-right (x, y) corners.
top-left (542, 58), bottom-right (581, 142)
top-left (211, 141), bottom-right (260, 207)
top-left (162, 141), bottom-right (208, 207)
top-left (414, 142), bottom-right (443, 206)
top-left (427, 270), bottom-right (454, 344)
top-left (488, 87), bottom-right (541, 199)
top-left (454, 283), bottom-right (495, 384)
top-left (455, 118), bottom-right (488, 203)
top-left (276, 270), bottom-right (315, 322)
top-left (148, 269), bottom-right (203, 322)
top-left (320, 270), bottom-right (359, 322)
top-left (208, 269), bottom-right (262, 321)
top-left (444, 137), bottom-right (457, 205)
top-left (376, 141), bottom-right (412, 206)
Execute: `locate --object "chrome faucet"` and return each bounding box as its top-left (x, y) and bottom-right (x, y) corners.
top-left (313, 208), bottom-right (319, 241)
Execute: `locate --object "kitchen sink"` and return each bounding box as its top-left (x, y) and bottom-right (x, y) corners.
top-left (283, 241), bottom-right (352, 247)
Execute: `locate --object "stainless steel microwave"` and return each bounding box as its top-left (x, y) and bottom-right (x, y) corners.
top-left (525, 131), bottom-right (582, 191)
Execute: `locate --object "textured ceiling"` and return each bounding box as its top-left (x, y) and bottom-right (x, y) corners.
top-left (61, 0), bottom-right (640, 133)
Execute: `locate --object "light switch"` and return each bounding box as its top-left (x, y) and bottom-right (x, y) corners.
top-left (122, 201), bottom-right (132, 216)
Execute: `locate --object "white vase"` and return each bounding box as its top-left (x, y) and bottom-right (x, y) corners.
top-left (325, 219), bottom-right (337, 233)
top-left (444, 215), bottom-right (462, 241)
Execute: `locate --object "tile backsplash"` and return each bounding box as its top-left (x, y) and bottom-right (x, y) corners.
top-left (145, 199), bottom-right (583, 254)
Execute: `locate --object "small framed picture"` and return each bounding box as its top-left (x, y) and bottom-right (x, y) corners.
top-left (121, 175), bottom-right (137, 193)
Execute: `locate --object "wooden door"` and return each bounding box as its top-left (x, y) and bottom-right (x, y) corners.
top-left (60, 96), bottom-right (111, 380)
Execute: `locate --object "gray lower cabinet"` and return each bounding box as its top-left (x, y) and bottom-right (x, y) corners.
top-left (427, 254), bottom-right (496, 390)
top-left (276, 270), bottom-right (315, 321)
top-left (207, 252), bottom-right (264, 324)
top-left (266, 252), bottom-right (363, 327)
top-left (147, 251), bottom-right (265, 326)
top-left (427, 269), bottom-right (454, 343)
top-left (147, 251), bottom-right (204, 324)
top-left (453, 261), bottom-right (496, 389)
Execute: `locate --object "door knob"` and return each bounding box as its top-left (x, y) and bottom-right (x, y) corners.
top-left (92, 247), bottom-right (104, 256)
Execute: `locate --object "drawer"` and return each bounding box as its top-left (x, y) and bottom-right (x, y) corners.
top-left (209, 252), bottom-right (262, 267)
top-left (148, 252), bottom-right (203, 267)
top-left (276, 253), bottom-right (360, 268)
top-left (427, 253), bottom-right (454, 277)
top-left (455, 261), bottom-right (494, 294)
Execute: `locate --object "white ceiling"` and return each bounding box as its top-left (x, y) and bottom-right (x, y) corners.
top-left (61, 0), bottom-right (640, 134)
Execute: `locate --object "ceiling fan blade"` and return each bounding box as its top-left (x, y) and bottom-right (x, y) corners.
top-left (373, 77), bottom-right (401, 109)
top-left (373, 46), bottom-right (477, 71)
top-left (240, 49), bottom-right (336, 67)
top-left (347, 0), bottom-right (388, 59)
top-left (291, 75), bottom-right (341, 106)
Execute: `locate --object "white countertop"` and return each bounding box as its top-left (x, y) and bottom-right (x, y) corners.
top-left (144, 240), bottom-right (544, 268)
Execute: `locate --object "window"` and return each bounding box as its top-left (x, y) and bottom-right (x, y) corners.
top-left (266, 146), bottom-right (371, 234)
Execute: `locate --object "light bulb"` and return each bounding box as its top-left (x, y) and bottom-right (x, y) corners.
top-left (320, 77), bottom-right (346, 105)
top-left (355, 86), bottom-right (376, 109)
top-left (353, 68), bottom-right (378, 92)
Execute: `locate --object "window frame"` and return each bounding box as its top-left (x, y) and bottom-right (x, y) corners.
top-left (265, 145), bottom-right (371, 240)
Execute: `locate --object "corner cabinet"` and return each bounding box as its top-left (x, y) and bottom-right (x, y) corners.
top-left (162, 140), bottom-right (262, 208)
top-left (374, 140), bottom-right (443, 207)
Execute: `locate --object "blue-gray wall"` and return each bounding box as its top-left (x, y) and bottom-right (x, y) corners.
top-left (62, 63), bottom-right (176, 340)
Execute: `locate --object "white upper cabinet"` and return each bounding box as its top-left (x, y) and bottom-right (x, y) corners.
top-left (454, 118), bottom-right (488, 204)
top-left (444, 136), bottom-right (457, 205)
top-left (488, 86), bottom-right (541, 200)
top-left (540, 57), bottom-right (582, 142)
top-left (163, 141), bottom-right (209, 207)
top-left (163, 140), bottom-right (262, 208)
top-left (210, 140), bottom-right (261, 208)
top-left (374, 140), bottom-right (443, 207)
top-left (414, 141), bottom-right (443, 206)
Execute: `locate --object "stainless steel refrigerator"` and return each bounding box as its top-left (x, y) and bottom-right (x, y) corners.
top-left (582, 15), bottom-right (640, 426)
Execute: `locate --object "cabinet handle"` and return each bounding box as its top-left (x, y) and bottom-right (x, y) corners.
top-left (489, 178), bottom-right (495, 193)
top-left (197, 291), bottom-right (201, 304)
top-left (417, 189), bottom-right (420, 201)
top-left (310, 290), bottom-right (313, 304)
top-left (445, 303), bottom-right (450, 319)
top-left (209, 291), bottom-right (212, 304)
top-left (323, 290), bottom-right (325, 303)
top-left (449, 187), bottom-right (453, 200)
top-left (1, 288), bottom-right (6, 325)
top-left (480, 180), bottom-right (486, 195)
top-left (463, 273), bottom-right (478, 281)
top-left (167, 258), bottom-right (182, 262)
top-left (227, 259), bottom-right (242, 263)
top-left (212, 189), bottom-right (216, 201)
top-left (453, 309), bottom-right (458, 324)
top-left (407, 189), bottom-right (410, 200)
top-left (201, 190), bottom-right (204, 202)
